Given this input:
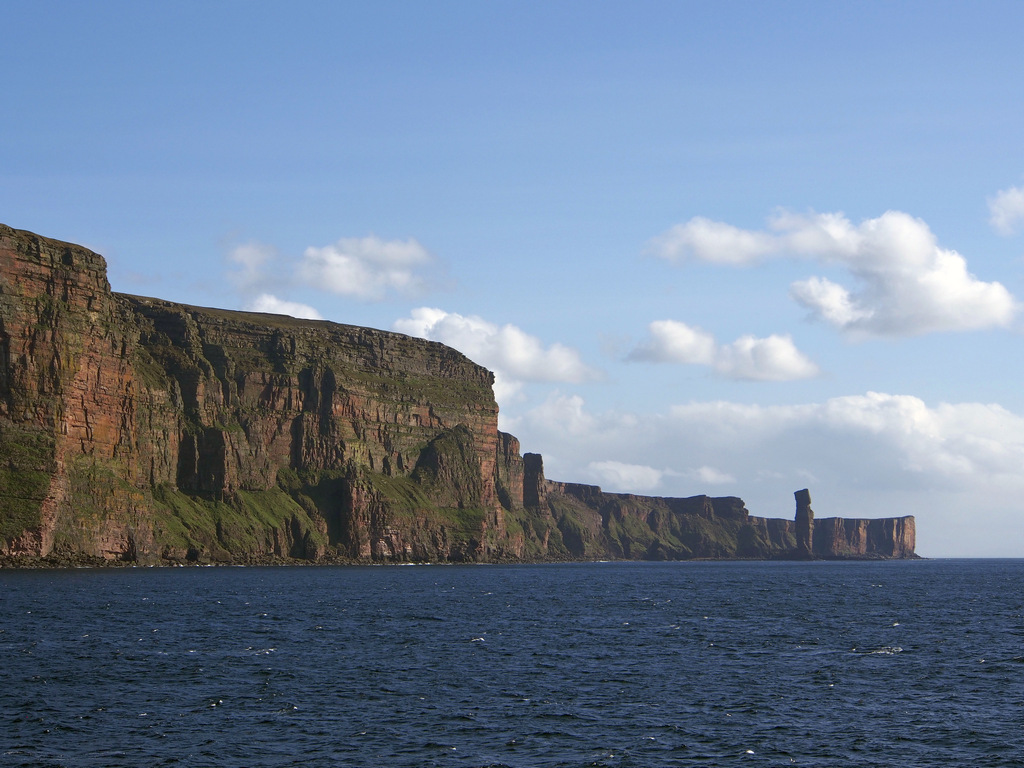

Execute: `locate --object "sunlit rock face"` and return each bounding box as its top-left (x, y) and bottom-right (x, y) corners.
top-left (0, 224), bottom-right (915, 565)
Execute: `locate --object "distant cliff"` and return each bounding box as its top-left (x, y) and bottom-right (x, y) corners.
top-left (0, 224), bottom-right (916, 564)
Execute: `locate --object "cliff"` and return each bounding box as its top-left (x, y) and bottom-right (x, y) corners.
top-left (0, 224), bottom-right (916, 564)
top-left (515, 462), bottom-right (915, 561)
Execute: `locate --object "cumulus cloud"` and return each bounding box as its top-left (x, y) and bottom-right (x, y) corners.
top-left (649, 216), bottom-right (776, 264)
top-left (988, 185), bottom-right (1024, 235)
top-left (394, 308), bottom-right (600, 405)
top-left (629, 319), bottom-right (819, 381)
top-left (787, 276), bottom-right (870, 327)
top-left (245, 293), bottom-right (323, 320)
top-left (651, 210), bottom-right (1016, 336)
top-left (629, 320), bottom-right (716, 365)
top-left (715, 334), bottom-right (820, 381)
top-left (300, 235), bottom-right (434, 301)
top-left (509, 390), bottom-right (1024, 556)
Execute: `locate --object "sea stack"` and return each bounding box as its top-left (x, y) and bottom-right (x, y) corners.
top-left (795, 488), bottom-right (814, 557)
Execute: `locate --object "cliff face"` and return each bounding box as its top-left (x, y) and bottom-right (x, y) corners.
top-left (0, 224), bottom-right (507, 563)
top-left (786, 488), bottom-right (915, 559)
top-left (511, 466), bottom-right (916, 561)
top-left (812, 515), bottom-right (917, 559)
top-left (0, 224), bottom-right (916, 564)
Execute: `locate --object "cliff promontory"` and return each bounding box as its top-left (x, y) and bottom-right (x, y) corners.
top-left (0, 224), bottom-right (916, 564)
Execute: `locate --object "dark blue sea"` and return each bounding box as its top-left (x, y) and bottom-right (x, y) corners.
top-left (2, 560), bottom-right (1022, 767)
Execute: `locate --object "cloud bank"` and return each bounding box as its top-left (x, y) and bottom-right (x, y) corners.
top-left (651, 210), bottom-right (1016, 336)
top-left (394, 307), bottom-right (600, 404)
top-left (629, 319), bottom-right (819, 381)
top-left (505, 390), bottom-right (1024, 555)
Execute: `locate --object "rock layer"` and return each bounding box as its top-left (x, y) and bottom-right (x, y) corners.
top-left (0, 224), bottom-right (916, 564)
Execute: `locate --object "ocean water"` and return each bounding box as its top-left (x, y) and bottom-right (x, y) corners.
top-left (1, 560), bottom-right (1021, 767)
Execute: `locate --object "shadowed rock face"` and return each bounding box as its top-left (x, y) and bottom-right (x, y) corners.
top-left (795, 488), bottom-right (814, 557)
top-left (0, 224), bottom-right (916, 564)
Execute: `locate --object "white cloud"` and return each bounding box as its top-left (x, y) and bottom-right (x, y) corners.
top-left (300, 235), bottom-right (434, 301)
top-left (651, 210), bottom-right (1016, 336)
top-left (988, 185), bottom-right (1024, 235)
top-left (394, 308), bottom-right (600, 407)
top-left (511, 392), bottom-right (599, 438)
top-left (629, 320), bottom-right (819, 381)
top-left (229, 241), bottom-right (276, 271)
top-left (227, 242), bottom-right (324, 319)
top-left (245, 293), bottom-right (323, 320)
top-left (665, 392), bottom-right (1024, 481)
top-left (509, 390), bottom-right (1024, 556)
top-left (648, 216), bottom-right (776, 264)
top-left (692, 466), bottom-right (736, 485)
top-left (628, 320), bottom-right (716, 365)
top-left (227, 241), bottom-right (278, 293)
top-left (715, 334), bottom-right (820, 381)
top-left (787, 276), bottom-right (871, 327)
top-left (586, 461), bottom-right (664, 493)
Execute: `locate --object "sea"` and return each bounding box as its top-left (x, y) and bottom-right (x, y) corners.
top-left (1, 559), bottom-right (1021, 767)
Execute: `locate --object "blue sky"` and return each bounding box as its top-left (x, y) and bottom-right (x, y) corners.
top-left (5, 1), bottom-right (1024, 556)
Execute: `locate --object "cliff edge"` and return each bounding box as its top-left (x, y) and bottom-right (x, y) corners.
top-left (0, 224), bottom-right (916, 564)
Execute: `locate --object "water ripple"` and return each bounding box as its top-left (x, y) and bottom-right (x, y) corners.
top-left (1, 560), bottom-right (1022, 766)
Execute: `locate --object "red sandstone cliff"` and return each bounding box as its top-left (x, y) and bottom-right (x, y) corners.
top-left (0, 223), bottom-right (514, 562)
top-left (0, 224), bottom-right (916, 564)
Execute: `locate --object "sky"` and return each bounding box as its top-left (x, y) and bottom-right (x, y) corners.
top-left (4, 1), bottom-right (1024, 557)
